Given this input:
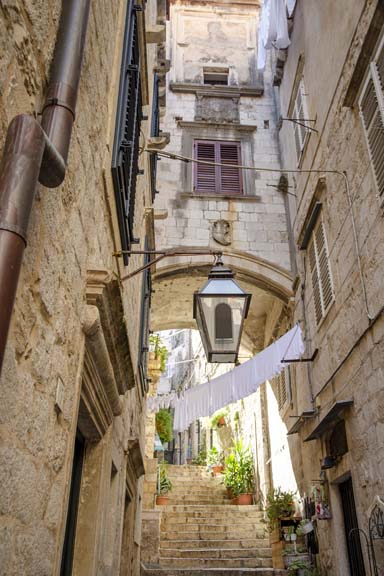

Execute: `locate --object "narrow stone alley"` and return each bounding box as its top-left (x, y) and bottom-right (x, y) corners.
top-left (1, 0), bottom-right (384, 574)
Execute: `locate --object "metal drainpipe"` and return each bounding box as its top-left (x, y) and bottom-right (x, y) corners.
top-left (0, 0), bottom-right (91, 373)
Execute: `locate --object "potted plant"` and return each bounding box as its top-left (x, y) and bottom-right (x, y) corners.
top-left (297, 519), bottom-right (314, 535)
top-left (156, 462), bottom-right (172, 505)
top-left (223, 440), bottom-right (254, 505)
top-left (210, 410), bottom-right (227, 429)
top-left (286, 557), bottom-right (312, 575)
top-left (266, 488), bottom-right (296, 532)
top-left (149, 334), bottom-right (169, 372)
top-left (207, 446), bottom-right (224, 475)
top-left (191, 448), bottom-right (207, 466)
top-left (155, 408), bottom-right (173, 444)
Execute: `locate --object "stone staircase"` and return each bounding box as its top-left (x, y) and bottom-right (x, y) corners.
top-left (142, 464), bottom-right (286, 576)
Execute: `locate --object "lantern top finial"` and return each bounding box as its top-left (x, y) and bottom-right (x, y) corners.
top-left (209, 255), bottom-right (235, 280)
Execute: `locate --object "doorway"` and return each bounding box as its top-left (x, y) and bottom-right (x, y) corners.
top-left (60, 430), bottom-right (85, 576)
top-left (339, 477), bottom-right (366, 576)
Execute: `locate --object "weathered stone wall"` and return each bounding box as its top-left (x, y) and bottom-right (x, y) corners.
top-left (155, 1), bottom-right (290, 269)
top-left (0, 0), bottom-right (162, 574)
top-left (277, 0), bottom-right (384, 574)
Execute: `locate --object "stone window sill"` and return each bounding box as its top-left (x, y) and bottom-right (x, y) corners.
top-left (179, 192), bottom-right (261, 201)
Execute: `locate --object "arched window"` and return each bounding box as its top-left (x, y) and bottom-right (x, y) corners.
top-left (215, 303), bottom-right (233, 341)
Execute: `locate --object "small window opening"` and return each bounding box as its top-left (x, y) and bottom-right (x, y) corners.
top-left (329, 420), bottom-right (348, 459)
top-left (215, 303), bottom-right (233, 341)
top-left (203, 71), bottom-right (228, 86)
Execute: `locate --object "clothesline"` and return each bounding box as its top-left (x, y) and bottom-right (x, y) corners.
top-left (147, 325), bottom-right (305, 432)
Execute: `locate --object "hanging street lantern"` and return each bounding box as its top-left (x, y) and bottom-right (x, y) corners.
top-left (193, 256), bottom-right (252, 363)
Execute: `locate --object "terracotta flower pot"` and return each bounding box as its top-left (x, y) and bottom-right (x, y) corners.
top-left (238, 493), bottom-right (253, 505)
top-left (156, 495), bottom-right (169, 505)
top-left (212, 465), bottom-right (223, 476)
top-left (232, 497), bottom-right (240, 505)
top-left (217, 416), bottom-right (226, 427)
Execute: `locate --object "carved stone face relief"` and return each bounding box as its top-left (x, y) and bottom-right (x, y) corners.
top-left (212, 219), bottom-right (232, 245)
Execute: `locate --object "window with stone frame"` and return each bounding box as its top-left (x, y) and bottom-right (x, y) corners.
top-left (359, 35), bottom-right (384, 199)
top-left (308, 216), bottom-right (334, 326)
top-left (291, 78), bottom-right (310, 164)
top-left (193, 139), bottom-right (243, 195)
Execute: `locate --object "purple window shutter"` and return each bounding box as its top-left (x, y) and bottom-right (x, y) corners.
top-left (219, 142), bottom-right (242, 194)
top-left (194, 140), bottom-right (242, 194)
top-left (194, 141), bottom-right (216, 192)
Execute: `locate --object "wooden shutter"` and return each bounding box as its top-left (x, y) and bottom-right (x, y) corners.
top-left (194, 141), bottom-right (216, 193)
top-left (219, 142), bottom-right (242, 194)
top-left (194, 140), bottom-right (242, 194)
top-left (111, 2), bottom-right (142, 265)
top-left (292, 79), bottom-right (309, 164)
top-left (308, 218), bottom-right (334, 325)
top-left (149, 73), bottom-right (160, 201)
top-left (359, 39), bottom-right (384, 198)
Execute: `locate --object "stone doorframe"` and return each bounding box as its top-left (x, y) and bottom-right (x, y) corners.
top-left (58, 269), bottom-right (140, 574)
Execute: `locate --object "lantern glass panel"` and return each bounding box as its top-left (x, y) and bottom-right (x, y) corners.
top-left (198, 295), bottom-right (246, 355)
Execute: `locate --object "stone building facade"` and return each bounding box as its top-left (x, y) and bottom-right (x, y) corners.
top-left (0, 0), bottom-right (167, 574)
top-left (275, 0), bottom-right (384, 574)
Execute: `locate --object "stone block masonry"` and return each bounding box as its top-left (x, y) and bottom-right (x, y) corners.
top-left (0, 0), bottom-right (163, 574)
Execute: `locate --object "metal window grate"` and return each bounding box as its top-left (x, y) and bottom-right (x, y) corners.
top-left (111, 2), bottom-right (143, 265)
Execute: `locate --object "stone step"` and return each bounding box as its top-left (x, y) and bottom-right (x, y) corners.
top-left (168, 492), bottom-right (229, 500)
top-left (160, 539), bottom-right (269, 550)
top-left (168, 468), bottom-right (211, 477)
top-left (162, 520), bottom-right (267, 531)
top-left (168, 486), bottom-right (227, 493)
top-left (142, 565), bottom-right (281, 576)
top-left (161, 530), bottom-right (268, 542)
top-left (164, 505), bottom-right (263, 513)
top-left (165, 499), bottom-right (232, 506)
top-left (159, 548), bottom-right (272, 559)
top-left (162, 510), bottom-right (264, 521)
top-left (158, 557), bottom-right (272, 569)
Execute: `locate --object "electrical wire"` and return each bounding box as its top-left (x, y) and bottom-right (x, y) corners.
top-left (146, 148), bottom-right (373, 322)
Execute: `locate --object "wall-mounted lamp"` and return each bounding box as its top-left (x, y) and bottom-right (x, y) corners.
top-left (114, 249), bottom-right (252, 364)
top-left (193, 255), bottom-right (251, 363)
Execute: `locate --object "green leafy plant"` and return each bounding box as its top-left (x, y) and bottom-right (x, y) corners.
top-left (149, 334), bottom-right (169, 372)
top-left (192, 448), bottom-right (207, 466)
top-left (210, 410), bottom-right (227, 429)
top-left (266, 487), bottom-right (296, 531)
top-left (157, 462), bottom-right (172, 495)
top-left (287, 559), bottom-right (310, 575)
top-left (207, 446), bottom-right (223, 466)
top-left (223, 440), bottom-right (254, 496)
top-left (155, 409), bottom-right (173, 443)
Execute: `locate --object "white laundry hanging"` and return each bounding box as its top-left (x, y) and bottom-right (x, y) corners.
top-left (257, 0), bottom-right (291, 70)
top-left (171, 325), bottom-right (304, 432)
top-left (146, 326), bottom-right (305, 431)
